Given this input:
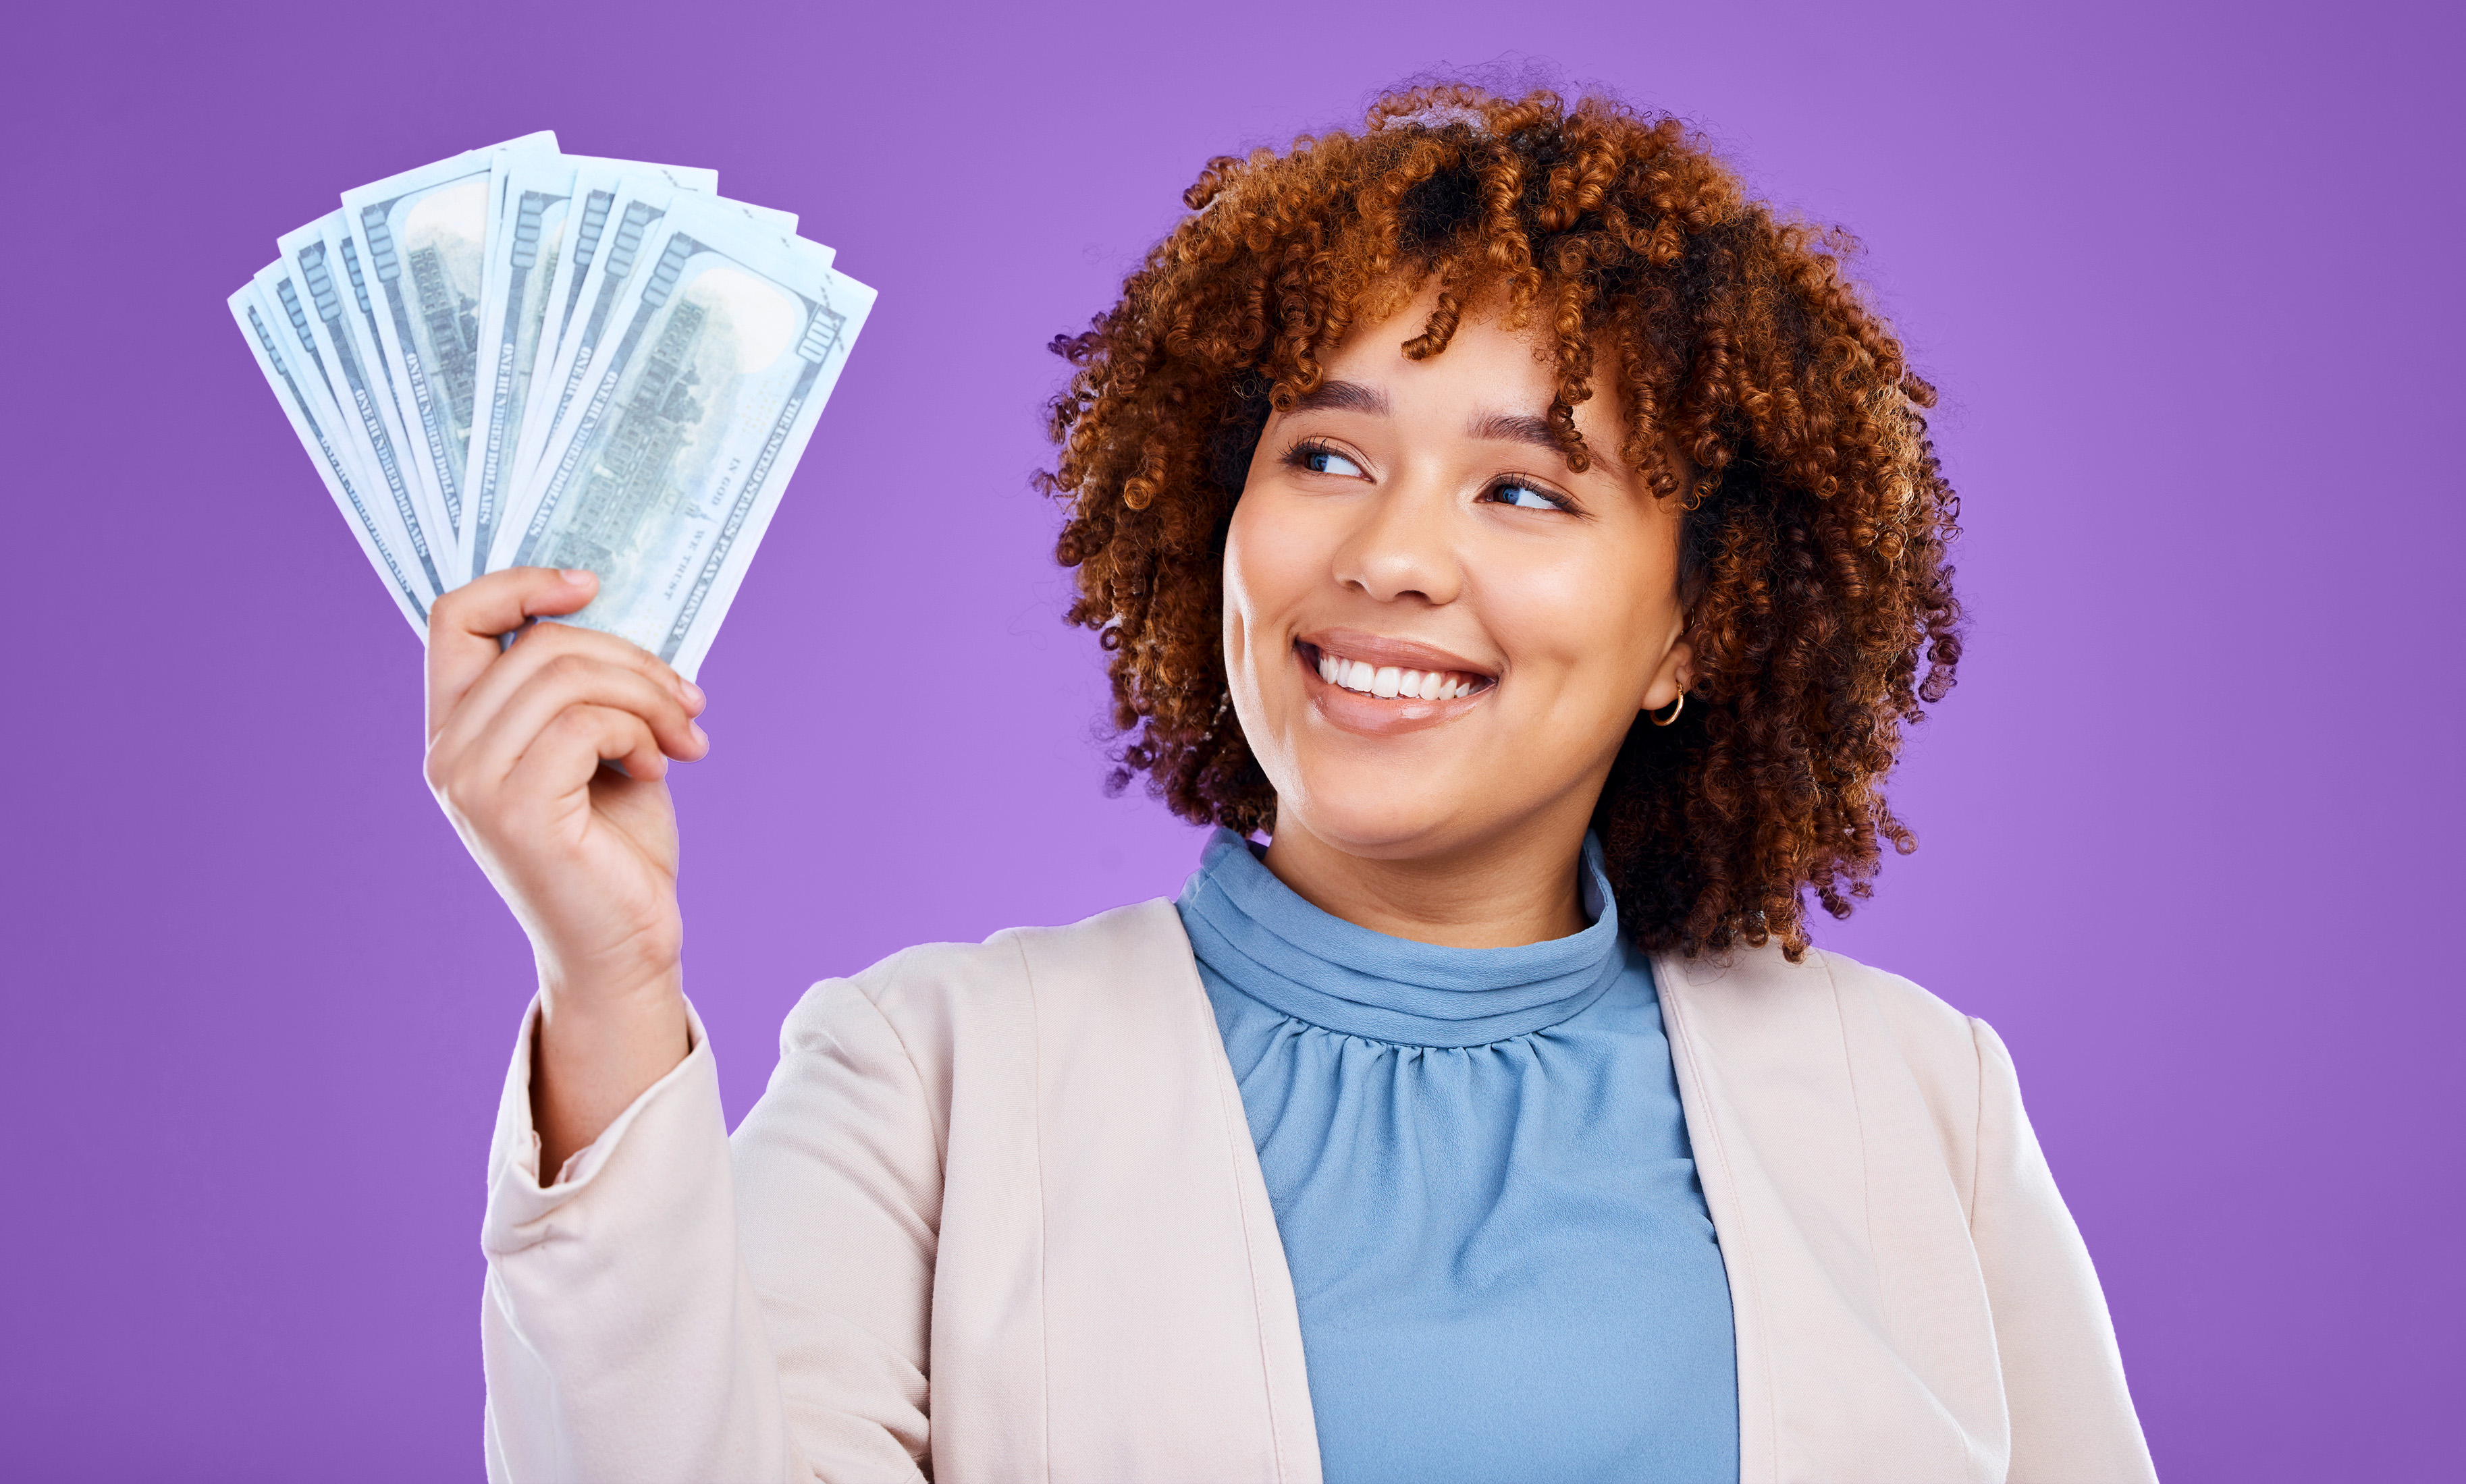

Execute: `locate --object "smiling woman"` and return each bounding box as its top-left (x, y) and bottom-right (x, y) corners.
top-left (434, 81), bottom-right (2153, 1484)
top-left (1046, 85), bottom-right (1962, 960)
top-left (1219, 298), bottom-right (1701, 948)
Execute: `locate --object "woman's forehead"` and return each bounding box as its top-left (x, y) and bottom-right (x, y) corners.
top-left (1324, 288), bottom-right (1561, 386)
top-left (1300, 296), bottom-right (1634, 468)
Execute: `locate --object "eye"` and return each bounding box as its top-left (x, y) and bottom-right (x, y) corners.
top-left (1484, 479), bottom-right (1570, 512)
top-left (1286, 440), bottom-right (1366, 478)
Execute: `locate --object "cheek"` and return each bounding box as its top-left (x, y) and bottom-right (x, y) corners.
top-left (1223, 488), bottom-right (1326, 636)
top-left (1483, 539), bottom-right (1671, 696)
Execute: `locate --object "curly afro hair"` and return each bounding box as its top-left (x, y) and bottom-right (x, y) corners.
top-left (1039, 81), bottom-right (1964, 960)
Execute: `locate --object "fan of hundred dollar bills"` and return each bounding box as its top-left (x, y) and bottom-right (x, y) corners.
top-left (230, 132), bottom-right (873, 680)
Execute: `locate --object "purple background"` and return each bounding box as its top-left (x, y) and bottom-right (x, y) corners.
top-left (4, 1), bottom-right (2458, 1477)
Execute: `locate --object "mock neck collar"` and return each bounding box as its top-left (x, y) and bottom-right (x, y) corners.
top-left (1174, 827), bottom-right (1631, 1047)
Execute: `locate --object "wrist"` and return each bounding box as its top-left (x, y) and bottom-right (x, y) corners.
top-left (530, 964), bottom-right (691, 1178)
top-left (535, 966), bottom-right (690, 1080)
top-left (535, 950), bottom-right (684, 1023)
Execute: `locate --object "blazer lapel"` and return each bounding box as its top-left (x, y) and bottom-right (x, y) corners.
top-left (1009, 902), bottom-right (1322, 1484)
top-left (1654, 945), bottom-right (2002, 1484)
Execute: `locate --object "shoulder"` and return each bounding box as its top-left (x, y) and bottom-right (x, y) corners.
top-left (1659, 937), bottom-right (1982, 1070)
top-left (1655, 939), bottom-right (1997, 1174)
top-left (759, 901), bottom-right (1211, 1147)
top-left (1657, 939), bottom-right (2004, 1218)
top-left (778, 899), bottom-right (1194, 1049)
top-left (1811, 945), bottom-right (1983, 1070)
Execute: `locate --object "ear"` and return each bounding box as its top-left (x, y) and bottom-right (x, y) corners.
top-left (1640, 636), bottom-right (1694, 715)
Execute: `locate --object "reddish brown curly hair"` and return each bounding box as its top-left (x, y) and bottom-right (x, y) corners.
top-left (1040, 81), bottom-right (1963, 960)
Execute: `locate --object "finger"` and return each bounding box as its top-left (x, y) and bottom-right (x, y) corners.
top-left (460, 655), bottom-right (709, 788)
top-left (436, 613), bottom-right (705, 764)
top-left (506, 703), bottom-right (670, 800)
top-left (425, 568), bottom-right (603, 741)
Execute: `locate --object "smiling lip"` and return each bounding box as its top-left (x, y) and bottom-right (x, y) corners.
top-left (1295, 630), bottom-right (1496, 736)
top-left (1301, 628), bottom-right (1495, 683)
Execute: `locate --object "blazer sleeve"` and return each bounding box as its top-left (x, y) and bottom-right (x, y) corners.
top-left (479, 979), bottom-right (938, 1483)
top-left (1967, 1017), bottom-right (2160, 1484)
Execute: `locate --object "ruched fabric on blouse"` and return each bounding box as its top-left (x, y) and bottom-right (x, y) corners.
top-left (1176, 828), bottom-right (1740, 1484)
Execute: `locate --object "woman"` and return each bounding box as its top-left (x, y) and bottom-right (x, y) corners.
top-left (431, 84), bottom-right (2156, 1483)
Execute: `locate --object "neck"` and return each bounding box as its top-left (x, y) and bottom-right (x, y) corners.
top-left (1259, 804), bottom-right (1597, 950)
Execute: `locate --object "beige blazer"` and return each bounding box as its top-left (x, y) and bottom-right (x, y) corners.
top-left (480, 901), bottom-right (2155, 1483)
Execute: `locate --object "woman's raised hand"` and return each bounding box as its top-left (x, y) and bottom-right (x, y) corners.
top-left (424, 568), bottom-right (710, 1172)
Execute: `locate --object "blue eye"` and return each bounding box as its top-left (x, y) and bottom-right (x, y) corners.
top-left (1292, 443), bottom-right (1366, 478)
top-left (1491, 481), bottom-right (1563, 511)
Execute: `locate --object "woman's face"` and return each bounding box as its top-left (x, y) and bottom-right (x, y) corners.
top-left (1223, 290), bottom-right (1692, 865)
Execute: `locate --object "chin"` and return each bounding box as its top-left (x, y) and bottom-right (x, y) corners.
top-left (1271, 752), bottom-right (1474, 858)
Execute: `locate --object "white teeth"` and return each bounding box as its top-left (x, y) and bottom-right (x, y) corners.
top-left (1312, 647), bottom-right (1486, 700)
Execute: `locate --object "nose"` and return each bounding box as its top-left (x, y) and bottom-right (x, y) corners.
top-left (1331, 472), bottom-right (1463, 606)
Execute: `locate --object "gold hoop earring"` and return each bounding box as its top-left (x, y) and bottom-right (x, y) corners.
top-left (1649, 693), bottom-right (1686, 727)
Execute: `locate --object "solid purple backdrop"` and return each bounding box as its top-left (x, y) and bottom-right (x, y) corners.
top-left (3, 1), bottom-right (2458, 1477)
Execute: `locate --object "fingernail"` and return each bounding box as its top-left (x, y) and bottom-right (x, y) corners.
top-left (560, 568), bottom-right (595, 586)
top-left (680, 680), bottom-right (706, 711)
top-left (691, 722), bottom-right (710, 750)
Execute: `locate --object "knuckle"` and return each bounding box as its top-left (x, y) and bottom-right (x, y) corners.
top-left (433, 770), bottom-right (476, 819)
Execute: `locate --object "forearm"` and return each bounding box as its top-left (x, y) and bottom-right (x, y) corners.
top-left (481, 979), bottom-right (936, 1483)
top-left (484, 999), bottom-right (808, 1484)
top-left (533, 964), bottom-right (691, 1178)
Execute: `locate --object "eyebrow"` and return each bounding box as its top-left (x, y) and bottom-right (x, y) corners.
top-left (1467, 409), bottom-right (1563, 456)
top-left (1470, 408), bottom-right (1627, 476)
top-left (1286, 379), bottom-right (1391, 416)
top-left (1287, 378), bottom-right (1620, 474)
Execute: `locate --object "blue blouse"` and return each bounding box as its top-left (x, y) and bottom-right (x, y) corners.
top-left (1175, 828), bottom-right (1740, 1484)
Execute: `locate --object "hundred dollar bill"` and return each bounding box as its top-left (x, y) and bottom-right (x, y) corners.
top-left (529, 167), bottom-right (626, 409)
top-left (504, 177), bottom-right (674, 512)
top-left (340, 132), bottom-right (558, 561)
top-left (264, 231), bottom-right (449, 601)
top-left (493, 194), bottom-right (873, 680)
top-left (512, 177), bottom-right (807, 505)
top-left (274, 215), bottom-right (435, 542)
top-left (230, 275), bottom-right (431, 632)
top-left (464, 157), bottom-right (718, 585)
top-left (527, 171), bottom-right (797, 398)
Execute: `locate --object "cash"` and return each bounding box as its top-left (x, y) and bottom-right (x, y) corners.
top-left (232, 134), bottom-right (872, 680)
